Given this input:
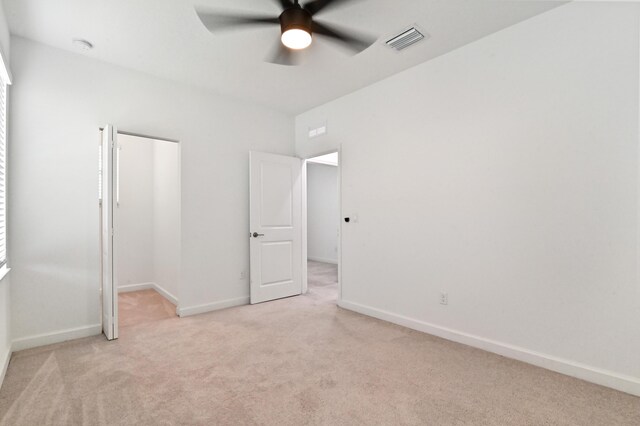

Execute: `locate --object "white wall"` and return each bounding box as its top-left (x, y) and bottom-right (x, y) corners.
top-left (307, 163), bottom-right (338, 264)
top-left (116, 135), bottom-right (179, 303)
top-left (0, 276), bottom-right (9, 380)
top-left (116, 135), bottom-right (155, 288)
top-left (152, 140), bottom-right (180, 300)
top-left (9, 37), bottom-right (294, 348)
top-left (0, 0), bottom-right (11, 383)
top-left (296, 2), bottom-right (640, 395)
top-left (0, 0), bottom-right (9, 62)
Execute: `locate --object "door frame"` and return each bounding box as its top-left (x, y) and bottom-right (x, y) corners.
top-left (99, 125), bottom-right (117, 340)
top-left (301, 147), bottom-right (342, 302)
top-left (99, 127), bottom-right (182, 339)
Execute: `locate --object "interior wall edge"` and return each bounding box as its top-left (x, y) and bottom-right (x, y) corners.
top-left (118, 282), bottom-right (155, 293)
top-left (118, 282), bottom-right (178, 309)
top-left (338, 300), bottom-right (640, 397)
top-left (0, 344), bottom-right (11, 389)
top-left (151, 282), bottom-right (178, 307)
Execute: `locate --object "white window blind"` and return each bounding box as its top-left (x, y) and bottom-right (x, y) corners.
top-left (0, 61), bottom-right (9, 268)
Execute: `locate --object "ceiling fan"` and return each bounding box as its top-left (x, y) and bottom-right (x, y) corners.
top-left (196, 0), bottom-right (375, 66)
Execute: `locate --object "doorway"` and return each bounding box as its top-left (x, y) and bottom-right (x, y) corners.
top-left (305, 152), bottom-right (340, 303)
top-left (248, 150), bottom-right (342, 305)
top-left (100, 127), bottom-right (181, 339)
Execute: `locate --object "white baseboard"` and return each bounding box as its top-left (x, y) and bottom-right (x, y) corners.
top-left (119, 282), bottom-right (178, 306)
top-left (118, 282), bottom-right (154, 293)
top-left (152, 283), bottom-right (178, 306)
top-left (0, 344), bottom-right (12, 389)
top-left (308, 256), bottom-right (338, 265)
top-left (177, 296), bottom-right (249, 318)
top-left (12, 324), bottom-right (102, 352)
top-left (10, 285), bottom-right (179, 353)
top-left (338, 300), bottom-right (640, 397)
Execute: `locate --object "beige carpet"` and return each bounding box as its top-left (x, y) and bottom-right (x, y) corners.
top-left (119, 289), bottom-right (177, 328)
top-left (305, 260), bottom-right (339, 302)
top-left (0, 261), bottom-right (638, 425)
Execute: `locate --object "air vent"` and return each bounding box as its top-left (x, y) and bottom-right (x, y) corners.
top-left (386, 27), bottom-right (425, 51)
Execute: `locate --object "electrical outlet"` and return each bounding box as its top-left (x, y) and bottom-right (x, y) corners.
top-left (439, 292), bottom-right (448, 305)
top-left (240, 271), bottom-right (246, 280)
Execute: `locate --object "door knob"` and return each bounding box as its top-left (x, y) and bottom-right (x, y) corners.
top-left (252, 232), bottom-right (265, 238)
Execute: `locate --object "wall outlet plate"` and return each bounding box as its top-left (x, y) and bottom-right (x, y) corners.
top-left (440, 292), bottom-right (448, 305)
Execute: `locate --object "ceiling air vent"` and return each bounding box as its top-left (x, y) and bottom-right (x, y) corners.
top-left (386, 27), bottom-right (425, 51)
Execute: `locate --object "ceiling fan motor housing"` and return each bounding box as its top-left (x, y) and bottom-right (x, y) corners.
top-left (279, 7), bottom-right (313, 36)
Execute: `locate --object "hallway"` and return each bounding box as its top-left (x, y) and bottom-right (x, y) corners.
top-left (307, 260), bottom-right (338, 303)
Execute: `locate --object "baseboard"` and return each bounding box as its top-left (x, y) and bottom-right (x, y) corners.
top-left (338, 300), bottom-right (640, 397)
top-left (0, 344), bottom-right (11, 389)
top-left (119, 282), bottom-right (178, 306)
top-left (308, 256), bottom-right (338, 265)
top-left (152, 283), bottom-right (178, 306)
top-left (12, 324), bottom-right (102, 352)
top-left (118, 282), bottom-right (154, 293)
top-left (11, 284), bottom-right (178, 353)
top-left (177, 296), bottom-right (249, 318)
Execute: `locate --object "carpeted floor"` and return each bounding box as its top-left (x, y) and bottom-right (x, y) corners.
top-left (306, 260), bottom-right (339, 303)
top-left (0, 261), bottom-right (638, 425)
top-left (119, 289), bottom-right (177, 329)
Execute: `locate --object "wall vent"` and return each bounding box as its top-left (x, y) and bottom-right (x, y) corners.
top-left (386, 27), bottom-right (425, 51)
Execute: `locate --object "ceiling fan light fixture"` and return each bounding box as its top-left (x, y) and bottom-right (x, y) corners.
top-left (196, 0), bottom-right (376, 65)
top-left (281, 28), bottom-right (312, 50)
top-left (279, 6), bottom-right (313, 50)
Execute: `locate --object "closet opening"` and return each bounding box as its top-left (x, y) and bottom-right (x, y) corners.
top-left (99, 128), bottom-right (181, 339)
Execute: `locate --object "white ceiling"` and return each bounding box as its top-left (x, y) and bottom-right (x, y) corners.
top-left (4, 0), bottom-right (564, 114)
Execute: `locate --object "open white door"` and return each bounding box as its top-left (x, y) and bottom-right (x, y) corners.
top-left (101, 125), bottom-right (118, 340)
top-left (250, 151), bottom-right (302, 304)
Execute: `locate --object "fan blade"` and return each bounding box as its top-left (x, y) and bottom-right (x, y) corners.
top-left (266, 41), bottom-right (306, 66)
top-left (312, 21), bottom-right (374, 53)
top-left (196, 11), bottom-right (279, 33)
top-left (304, 0), bottom-right (362, 16)
top-left (273, 0), bottom-right (294, 10)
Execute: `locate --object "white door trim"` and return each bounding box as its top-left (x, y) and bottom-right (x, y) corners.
top-left (100, 125), bottom-right (118, 340)
top-left (302, 147), bottom-right (342, 302)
